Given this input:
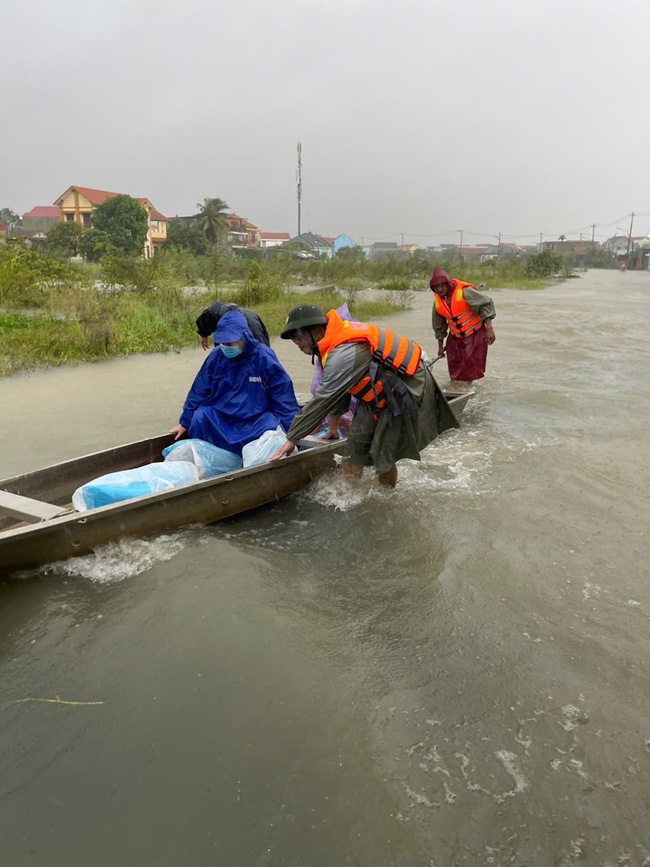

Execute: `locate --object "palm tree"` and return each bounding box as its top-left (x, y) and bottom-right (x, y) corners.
top-left (196, 197), bottom-right (230, 248)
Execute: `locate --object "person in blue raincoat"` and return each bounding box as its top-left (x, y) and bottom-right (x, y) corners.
top-left (169, 310), bottom-right (299, 454)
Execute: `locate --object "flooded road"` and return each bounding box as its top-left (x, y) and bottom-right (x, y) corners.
top-left (2, 270), bottom-right (650, 865)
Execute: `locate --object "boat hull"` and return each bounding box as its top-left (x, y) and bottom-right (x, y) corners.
top-left (0, 440), bottom-right (342, 575)
top-left (0, 392), bottom-right (472, 575)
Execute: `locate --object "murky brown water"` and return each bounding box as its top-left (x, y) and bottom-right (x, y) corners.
top-left (2, 270), bottom-right (650, 865)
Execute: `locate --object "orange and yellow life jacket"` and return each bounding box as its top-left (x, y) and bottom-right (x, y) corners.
top-left (317, 309), bottom-right (421, 416)
top-left (434, 280), bottom-right (483, 338)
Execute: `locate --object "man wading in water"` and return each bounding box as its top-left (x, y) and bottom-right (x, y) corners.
top-left (269, 305), bottom-right (459, 487)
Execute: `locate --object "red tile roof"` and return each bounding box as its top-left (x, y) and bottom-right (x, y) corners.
top-left (54, 186), bottom-right (120, 207)
top-left (23, 206), bottom-right (61, 218)
top-left (458, 246), bottom-right (485, 257)
top-left (137, 198), bottom-right (168, 221)
top-left (226, 213), bottom-right (259, 230)
top-left (53, 187), bottom-right (167, 220)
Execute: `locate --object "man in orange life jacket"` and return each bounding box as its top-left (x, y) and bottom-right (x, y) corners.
top-left (430, 267), bottom-right (496, 385)
top-left (269, 305), bottom-right (459, 487)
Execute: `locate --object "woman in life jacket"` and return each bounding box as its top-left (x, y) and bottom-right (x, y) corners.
top-left (270, 305), bottom-right (459, 488)
top-left (429, 266), bottom-right (496, 385)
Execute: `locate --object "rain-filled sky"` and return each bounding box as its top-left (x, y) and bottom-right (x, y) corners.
top-left (3, 0), bottom-right (650, 245)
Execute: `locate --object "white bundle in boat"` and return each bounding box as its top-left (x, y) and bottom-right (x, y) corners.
top-left (72, 461), bottom-right (200, 511)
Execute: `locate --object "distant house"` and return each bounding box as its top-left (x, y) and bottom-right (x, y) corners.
top-left (22, 206), bottom-right (61, 234)
top-left (369, 241), bottom-right (398, 259)
top-left (55, 186), bottom-right (118, 228)
top-left (138, 198), bottom-right (168, 258)
top-left (603, 235), bottom-right (641, 255)
top-left (455, 245), bottom-right (487, 259)
top-left (225, 213), bottom-right (260, 249)
top-left (9, 228), bottom-right (49, 246)
top-left (398, 243), bottom-right (420, 256)
top-left (541, 239), bottom-right (600, 255)
top-left (426, 243), bottom-right (457, 254)
top-left (173, 214), bottom-right (199, 229)
top-left (332, 233), bottom-right (354, 255)
top-left (53, 186), bottom-right (168, 258)
top-left (259, 231), bottom-right (291, 249)
top-left (478, 243), bottom-right (521, 263)
top-left (287, 232), bottom-right (333, 258)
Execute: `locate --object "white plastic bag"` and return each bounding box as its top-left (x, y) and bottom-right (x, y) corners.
top-left (72, 461), bottom-right (200, 512)
top-left (242, 427), bottom-right (288, 468)
top-left (162, 438), bottom-right (242, 478)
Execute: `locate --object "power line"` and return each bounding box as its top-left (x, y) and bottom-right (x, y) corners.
top-left (361, 211), bottom-right (650, 247)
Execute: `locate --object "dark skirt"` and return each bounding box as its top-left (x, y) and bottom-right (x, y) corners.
top-left (446, 327), bottom-right (488, 381)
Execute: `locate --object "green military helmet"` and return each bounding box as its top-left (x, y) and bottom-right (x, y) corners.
top-left (280, 304), bottom-right (328, 339)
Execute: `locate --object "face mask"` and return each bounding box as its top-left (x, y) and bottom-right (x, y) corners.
top-left (220, 344), bottom-right (242, 359)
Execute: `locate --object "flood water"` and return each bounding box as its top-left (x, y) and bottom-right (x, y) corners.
top-left (1, 270), bottom-right (650, 866)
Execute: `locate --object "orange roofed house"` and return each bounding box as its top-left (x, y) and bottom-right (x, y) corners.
top-left (225, 213), bottom-right (260, 250)
top-left (53, 186), bottom-right (168, 258)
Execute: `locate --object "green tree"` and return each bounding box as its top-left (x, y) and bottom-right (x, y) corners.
top-left (526, 249), bottom-right (563, 278)
top-left (79, 228), bottom-right (113, 262)
top-left (335, 245), bottom-right (366, 261)
top-left (0, 245), bottom-right (74, 305)
top-left (92, 194), bottom-right (148, 256)
top-left (166, 219), bottom-right (210, 255)
top-left (43, 221), bottom-right (83, 258)
top-left (0, 207), bottom-right (20, 227)
top-left (195, 197), bottom-right (229, 248)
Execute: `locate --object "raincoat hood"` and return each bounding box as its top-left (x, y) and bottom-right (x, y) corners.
top-left (213, 310), bottom-right (253, 346)
top-left (429, 267), bottom-right (454, 293)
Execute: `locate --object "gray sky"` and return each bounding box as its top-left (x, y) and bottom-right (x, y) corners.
top-left (3, 0), bottom-right (650, 245)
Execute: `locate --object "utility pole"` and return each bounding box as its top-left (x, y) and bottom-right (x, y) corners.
top-left (458, 229), bottom-right (463, 255)
top-left (625, 211), bottom-right (635, 263)
top-left (591, 223), bottom-right (596, 243)
top-left (296, 142), bottom-right (302, 237)
top-left (539, 232), bottom-right (543, 251)
top-left (497, 232), bottom-right (502, 256)
top-left (400, 233), bottom-right (404, 246)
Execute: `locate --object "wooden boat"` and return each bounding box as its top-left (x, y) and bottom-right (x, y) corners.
top-left (0, 391), bottom-right (473, 576)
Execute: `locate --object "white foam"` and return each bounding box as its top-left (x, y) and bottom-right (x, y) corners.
top-left (560, 704), bottom-right (589, 731)
top-left (306, 470), bottom-right (390, 511)
top-left (495, 750), bottom-right (528, 796)
top-left (43, 533), bottom-right (186, 583)
top-left (402, 782), bottom-right (435, 808)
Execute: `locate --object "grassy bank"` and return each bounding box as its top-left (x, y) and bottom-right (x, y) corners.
top-left (0, 243), bottom-right (563, 376)
top-left (0, 280), bottom-right (407, 376)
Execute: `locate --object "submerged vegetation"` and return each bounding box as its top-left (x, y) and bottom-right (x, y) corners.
top-left (0, 242), bottom-right (566, 376)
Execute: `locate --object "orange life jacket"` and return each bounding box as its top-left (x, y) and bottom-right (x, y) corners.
top-left (434, 280), bottom-right (483, 338)
top-left (317, 309), bottom-right (422, 416)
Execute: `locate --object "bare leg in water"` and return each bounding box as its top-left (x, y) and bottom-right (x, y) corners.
top-left (340, 461), bottom-right (362, 480)
top-left (341, 461), bottom-right (397, 488)
top-left (377, 465), bottom-right (398, 488)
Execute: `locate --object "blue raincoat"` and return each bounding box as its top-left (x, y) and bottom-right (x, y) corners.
top-left (178, 311), bottom-right (299, 455)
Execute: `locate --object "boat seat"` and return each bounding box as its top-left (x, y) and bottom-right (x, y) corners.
top-left (0, 490), bottom-right (70, 524)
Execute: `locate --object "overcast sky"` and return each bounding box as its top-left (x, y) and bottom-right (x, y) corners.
top-left (3, 0), bottom-right (650, 245)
